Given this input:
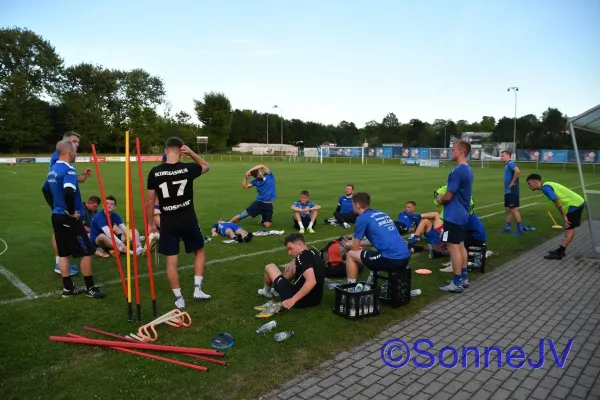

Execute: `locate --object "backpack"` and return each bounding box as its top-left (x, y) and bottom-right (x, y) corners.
top-left (316, 239), bottom-right (363, 277)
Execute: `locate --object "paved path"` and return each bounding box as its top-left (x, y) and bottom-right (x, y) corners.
top-left (258, 222), bottom-right (600, 400)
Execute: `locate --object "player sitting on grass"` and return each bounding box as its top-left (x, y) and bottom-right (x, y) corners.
top-left (257, 233), bottom-right (325, 309)
top-left (406, 211), bottom-right (446, 256)
top-left (230, 164), bottom-right (276, 229)
top-left (326, 184), bottom-right (357, 228)
top-left (291, 190), bottom-right (321, 233)
top-left (90, 195), bottom-right (143, 256)
top-left (395, 200), bottom-right (422, 234)
top-left (211, 220), bottom-right (253, 243)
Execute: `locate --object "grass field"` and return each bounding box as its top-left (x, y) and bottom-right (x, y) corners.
top-left (0, 158), bottom-right (596, 400)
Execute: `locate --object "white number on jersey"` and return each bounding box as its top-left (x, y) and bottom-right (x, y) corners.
top-left (158, 179), bottom-right (188, 198)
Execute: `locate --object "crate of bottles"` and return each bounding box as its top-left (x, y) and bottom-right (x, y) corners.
top-left (332, 282), bottom-right (380, 319)
top-left (374, 267), bottom-right (411, 308)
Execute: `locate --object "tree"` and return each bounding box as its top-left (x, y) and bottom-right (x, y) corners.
top-left (194, 91), bottom-right (233, 150)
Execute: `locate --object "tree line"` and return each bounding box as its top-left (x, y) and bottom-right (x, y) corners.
top-left (1, 27), bottom-right (597, 154)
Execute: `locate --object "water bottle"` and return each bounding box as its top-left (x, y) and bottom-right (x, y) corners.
top-left (274, 331), bottom-right (294, 342)
top-left (349, 297), bottom-right (356, 317)
top-left (256, 320), bottom-right (277, 334)
top-left (340, 294), bottom-right (346, 313)
top-left (411, 289), bottom-right (422, 297)
top-left (355, 283), bottom-right (364, 293)
top-left (369, 294), bottom-right (374, 313)
top-left (328, 282), bottom-right (342, 290)
top-left (366, 272), bottom-right (374, 285)
top-left (358, 297), bottom-right (364, 315)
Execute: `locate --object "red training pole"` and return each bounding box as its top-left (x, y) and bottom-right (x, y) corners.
top-left (135, 138), bottom-right (157, 318)
top-left (84, 326), bottom-right (227, 366)
top-left (67, 333), bottom-right (208, 372)
top-left (91, 145), bottom-right (128, 302)
top-left (49, 335), bottom-right (224, 356)
top-left (128, 176), bottom-right (142, 322)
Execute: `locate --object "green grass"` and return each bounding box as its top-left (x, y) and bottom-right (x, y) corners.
top-left (0, 159), bottom-right (596, 400)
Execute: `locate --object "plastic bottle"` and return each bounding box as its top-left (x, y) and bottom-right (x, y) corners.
top-left (256, 320), bottom-right (277, 334)
top-left (274, 331), bottom-right (294, 342)
top-left (369, 294), bottom-right (374, 313)
top-left (411, 289), bottom-right (422, 297)
top-left (349, 297), bottom-right (356, 317)
top-left (355, 283), bottom-right (364, 293)
top-left (328, 282), bottom-right (342, 290)
top-left (366, 272), bottom-right (374, 285)
top-left (340, 294), bottom-right (346, 313)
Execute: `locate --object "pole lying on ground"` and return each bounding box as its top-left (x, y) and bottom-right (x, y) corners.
top-left (83, 326), bottom-right (227, 366)
top-left (91, 145), bottom-right (128, 304)
top-left (67, 333), bottom-right (208, 372)
top-left (49, 335), bottom-right (224, 356)
top-left (135, 137), bottom-right (158, 318)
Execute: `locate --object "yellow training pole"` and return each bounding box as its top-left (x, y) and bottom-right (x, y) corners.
top-left (125, 130), bottom-right (133, 322)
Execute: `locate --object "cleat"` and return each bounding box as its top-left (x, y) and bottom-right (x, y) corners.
top-left (62, 287), bottom-right (86, 298)
top-left (513, 230), bottom-right (524, 237)
top-left (440, 265), bottom-right (454, 272)
top-left (544, 252), bottom-right (564, 260)
top-left (439, 282), bottom-right (464, 293)
top-left (299, 228), bottom-right (305, 234)
top-left (85, 286), bottom-right (106, 299)
top-left (55, 264), bottom-right (79, 276)
top-left (174, 296), bottom-right (185, 309)
top-left (307, 228), bottom-right (315, 234)
top-left (193, 285), bottom-right (211, 300)
top-left (447, 279), bottom-right (469, 288)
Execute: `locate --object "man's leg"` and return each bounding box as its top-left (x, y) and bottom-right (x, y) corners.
top-left (345, 250), bottom-right (364, 283)
top-left (53, 232), bottom-right (78, 275)
top-left (179, 223), bottom-right (210, 300)
top-left (511, 206), bottom-right (524, 236)
top-left (293, 212), bottom-right (305, 232)
top-left (440, 222), bottom-right (467, 292)
top-left (546, 207), bottom-right (582, 259)
top-left (224, 228), bottom-right (236, 239)
top-left (261, 203), bottom-right (273, 229)
top-left (157, 225), bottom-right (186, 308)
top-left (192, 248), bottom-right (210, 299)
top-left (258, 263), bottom-right (285, 298)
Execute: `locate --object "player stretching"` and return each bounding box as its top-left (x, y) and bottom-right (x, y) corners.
top-left (146, 138), bottom-right (210, 309)
top-left (437, 140), bottom-right (474, 293)
top-left (230, 164), bottom-right (276, 228)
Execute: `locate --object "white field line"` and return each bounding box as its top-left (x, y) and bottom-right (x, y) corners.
top-left (0, 265), bottom-right (37, 298)
top-left (1, 179), bottom-right (598, 306)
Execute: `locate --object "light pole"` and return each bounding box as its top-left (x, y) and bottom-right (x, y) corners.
top-left (444, 120), bottom-right (447, 148)
top-left (507, 87), bottom-right (518, 157)
top-left (266, 114), bottom-right (269, 145)
top-left (273, 105), bottom-right (283, 157)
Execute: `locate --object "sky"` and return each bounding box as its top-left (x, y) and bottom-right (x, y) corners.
top-left (2, 0), bottom-right (599, 128)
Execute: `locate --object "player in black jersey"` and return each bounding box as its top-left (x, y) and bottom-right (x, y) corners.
top-left (146, 137), bottom-right (210, 309)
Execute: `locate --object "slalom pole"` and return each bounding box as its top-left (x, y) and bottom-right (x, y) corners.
top-left (125, 130), bottom-right (133, 322)
top-left (135, 137), bottom-right (157, 318)
top-left (128, 175), bottom-right (142, 322)
top-left (91, 145), bottom-right (128, 306)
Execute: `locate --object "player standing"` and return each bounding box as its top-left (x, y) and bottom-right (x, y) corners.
top-left (437, 140), bottom-right (474, 293)
top-left (42, 140), bottom-right (105, 298)
top-left (146, 138), bottom-right (210, 309)
top-left (500, 150), bottom-right (531, 236)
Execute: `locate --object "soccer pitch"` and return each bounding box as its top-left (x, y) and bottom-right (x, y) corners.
top-left (0, 160), bottom-right (595, 400)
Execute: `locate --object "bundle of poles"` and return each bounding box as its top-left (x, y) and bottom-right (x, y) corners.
top-left (91, 131), bottom-right (158, 322)
top-left (50, 326), bottom-right (227, 371)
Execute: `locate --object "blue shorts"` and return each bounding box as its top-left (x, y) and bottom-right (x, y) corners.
top-left (246, 201), bottom-right (273, 223)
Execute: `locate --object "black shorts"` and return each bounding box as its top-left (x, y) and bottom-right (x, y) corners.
top-left (293, 214), bottom-right (312, 229)
top-left (566, 206), bottom-right (585, 230)
top-left (360, 250), bottom-right (409, 272)
top-left (246, 201), bottom-right (273, 223)
top-left (159, 222), bottom-right (205, 256)
top-left (442, 221), bottom-right (467, 244)
top-left (504, 193), bottom-right (519, 208)
top-left (52, 214), bottom-right (95, 258)
top-left (273, 275), bottom-right (319, 308)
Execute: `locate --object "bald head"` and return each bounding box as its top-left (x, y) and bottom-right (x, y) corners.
top-left (56, 140), bottom-right (76, 163)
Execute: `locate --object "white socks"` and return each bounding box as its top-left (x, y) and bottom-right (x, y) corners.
top-left (55, 256), bottom-right (59, 265)
top-left (308, 222), bottom-right (313, 229)
top-left (194, 276), bottom-right (211, 299)
top-left (348, 278), bottom-right (356, 284)
top-left (172, 288), bottom-right (185, 308)
top-left (298, 221), bottom-right (304, 229)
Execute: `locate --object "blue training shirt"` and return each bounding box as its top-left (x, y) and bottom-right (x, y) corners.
top-left (292, 200), bottom-right (315, 218)
top-left (444, 164), bottom-right (474, 226)
top-left (504, 160), bottom-right (519, 195)
top-left (251, 172), bottom-right (276, 202)
top-left (90, 211), bottom-right (124, 244)
top-left (396, 210), bottom-right (421, 230)
top-left (338, 195), bottom-right (354, 214)
top-left (212, 222), bottom-right (241, 236)
top-left (354, 209), bottom-right (410, 259)
top-left (466, 213), bottom-right (487, 242)
top-left (49, 151), bottom-right (59, 168)
top-left (43, 160), bottom-right (84, 215)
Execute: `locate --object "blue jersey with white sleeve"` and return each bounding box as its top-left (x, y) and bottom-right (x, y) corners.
top-left (396, 210), bottom-right (421, 230)
top-left (354, 209), bottom-right (410, 259)
top-left (212, 222), bottom-right (241, 236)
top-left (251, 172), bottom-right (276, 202)
top-left (43, 161), bottom-right (84, 215)
top-left (49, 151), bottom-right (59, 167)
top-left (444, 164), bottom-right (474, 226)
top-left (90, 211), bottom-right (124, 244)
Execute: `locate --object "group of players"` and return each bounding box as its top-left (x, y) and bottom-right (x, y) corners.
top-left (43, 132), bottom-right (587, 309)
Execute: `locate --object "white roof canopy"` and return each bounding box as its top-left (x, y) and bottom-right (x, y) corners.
top-left (569, 104), bottom-right (600, 134)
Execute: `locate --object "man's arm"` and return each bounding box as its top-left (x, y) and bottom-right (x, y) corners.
top-left (247, 164), bottom-right (270, 175)
top-left (77, 168), bottom-right (92, 183)
top-left (309, 203), bottom-right (322, 211)
top-left (509, 164), bottom-right (520, 187)
top-left (146, 189), bottom-right (157, 229)
top-left (42, 180), bottom-right (53, 210)
top-left (283, 267), bottom-right (317, 309)
top-left (242, 176), bottom-right (254, 189)
top-left (181, 145), bottom-right (209, 175)
top-left (290, 203), bottom-right (303, 212)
